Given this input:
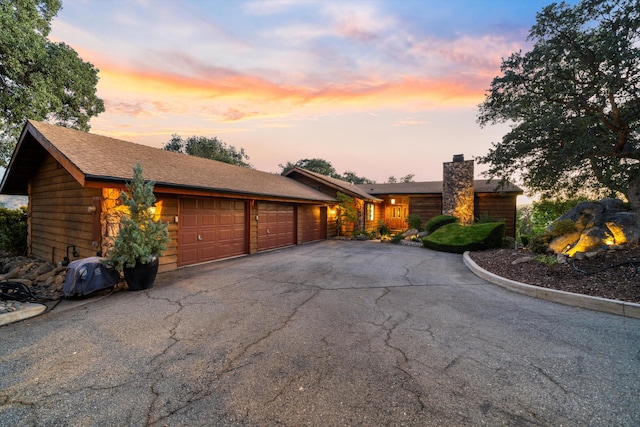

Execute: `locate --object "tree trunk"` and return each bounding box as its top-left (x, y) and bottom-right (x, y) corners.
top-left (627, 169), bottom-right (640, 212)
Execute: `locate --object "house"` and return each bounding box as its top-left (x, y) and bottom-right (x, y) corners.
top-left (1, 121), bottom-right (522, 273)
top-left (0, 121), bottom-right (337, 272)
top-left (286, 156), bottom-right (523, 237)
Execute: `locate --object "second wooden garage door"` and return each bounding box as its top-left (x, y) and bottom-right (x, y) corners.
top-left (257, 202), bottom-right (295, 251)
top-left (299, 205), bottom-right (327, 243)
top-left (179, 198), bottom-right (246, 266)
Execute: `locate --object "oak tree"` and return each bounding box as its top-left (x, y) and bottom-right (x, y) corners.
top-left (163, 134), bottom-right (252, 168)
top-left (0, 0), bottom-right (105, 166)
top-left (478, 0), bottom-right (640, 209)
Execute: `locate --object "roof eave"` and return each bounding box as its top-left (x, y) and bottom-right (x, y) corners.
top-left (83, 175), bottom-right (337, 203)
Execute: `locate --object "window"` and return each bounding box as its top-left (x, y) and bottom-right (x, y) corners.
top-left (366, 203), bottom-right (374, 221)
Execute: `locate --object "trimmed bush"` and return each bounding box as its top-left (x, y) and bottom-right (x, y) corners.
top-left (422, 222), bottom-right (505, 254)
top-left (0, 207), bottom-right (28, 255)
top-left (407, 214), bottom-right (424, 231)
top-left (377, 221), bottom-right (391, 236)
top-left (424, 215), bottom-right (458, 233)
top-left (390, 232), bottom-right (404, 244)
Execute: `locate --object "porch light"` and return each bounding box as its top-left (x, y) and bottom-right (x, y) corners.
top-left (391, 198), bottom-right (395, 205)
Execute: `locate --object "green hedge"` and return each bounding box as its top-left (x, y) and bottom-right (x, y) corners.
top-left (422, 222), bottom-right (505, 254)
top-left (424, 215), bottom-right (458, 233)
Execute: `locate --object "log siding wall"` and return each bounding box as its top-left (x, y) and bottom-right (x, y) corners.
top-left (30, 157), bottom-right (102, 263)
top-left (474, 194), bottom-right (518, 238)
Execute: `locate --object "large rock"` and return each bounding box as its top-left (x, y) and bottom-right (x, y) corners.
top-left (549, 198), bottom-right (640, 256)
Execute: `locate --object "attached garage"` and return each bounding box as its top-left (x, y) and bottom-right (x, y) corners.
top-left (1, 121), bottom-right (338, 272)
top-left (299, 205), bottom-right (327, 243)
top-left (179, 197), bottom-right (247, 266)
top-left (257, 202), bottom-right (295, 251)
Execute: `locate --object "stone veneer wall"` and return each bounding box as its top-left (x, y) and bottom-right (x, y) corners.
top-left (442, 157), bottom-right (474, 225)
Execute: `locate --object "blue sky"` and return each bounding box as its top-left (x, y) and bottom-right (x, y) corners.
top-left (48, 0), bottom-right (578, 189)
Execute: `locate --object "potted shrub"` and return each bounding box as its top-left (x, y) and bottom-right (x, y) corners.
top-left (107, 163), bottom-right (170, 291)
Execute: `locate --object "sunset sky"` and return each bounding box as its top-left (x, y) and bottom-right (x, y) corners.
top-left (48, 0), bottom-right (578, 190)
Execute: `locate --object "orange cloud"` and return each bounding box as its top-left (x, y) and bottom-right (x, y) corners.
top-left (101, 64), bottom-right (482, 104)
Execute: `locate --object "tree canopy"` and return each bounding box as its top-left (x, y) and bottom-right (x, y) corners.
top-left (0, 0), bottom-right (105, 166)
top-left (163, 134), bottom-right (252, 168)
top-left (279, 158), bottom-right (374, 184)
top-left (477, 0), bottom-right (640, 209)
top-left (387, 174), bottom-right (415, 183)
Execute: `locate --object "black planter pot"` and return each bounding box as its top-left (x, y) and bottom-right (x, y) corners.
top-left (123, 255), bottom-right (159, 291)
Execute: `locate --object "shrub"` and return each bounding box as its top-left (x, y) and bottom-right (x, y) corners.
top-left (520, 235), bottom-right (530, 248)
top-left (107, 163), bottom-right (170, 269)
top-left (352, 230), bottom-right (373, 240)
top-left (390, 232), bottom-right (405, 244)
top-left (475, 212), bottom-right (502, 224)
top-left (0, 207), bottom-right (28, 255)
top-left (377, 221), bottom-right (391, 236)
top-left (424, 215), bottom-right (458, 234)
top-left (407, 214), bottom-right (423, 231)
top-left (536, 254), bottom-right (558, 266)
top-left (422, 222), bottom-right (505, 254)
top-left (549, 219), bottom-right (577, 237)
top-left (528, 234), bottom-right (551, 254)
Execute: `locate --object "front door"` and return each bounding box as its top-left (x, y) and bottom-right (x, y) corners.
top-left (386, 204), bottom-right (408, 229)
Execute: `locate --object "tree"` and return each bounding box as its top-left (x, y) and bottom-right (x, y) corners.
top-left (387, 174), bottom-right (414, 183)
top-left (280, 158), bottom-right (338, 177)
top-left (0, 0), bottom-right (105, 166)
top-left (341, 170), bottom-right (374, 184)
top-left (477, 0), bottom-right (640, 209)
top-left (280, 158), bottom-right (374, 183)
top-left (163, 134), bottom-right (252, 167)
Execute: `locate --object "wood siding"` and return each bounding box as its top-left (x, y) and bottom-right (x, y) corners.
top-left (409, 195), bottom-right (443, 223)
top-left (155, 194), bottom-right (179, 272)
top-left (474, 194), bottom-right (518, 237)
top-left (30, 156), bottom-right (102, 263)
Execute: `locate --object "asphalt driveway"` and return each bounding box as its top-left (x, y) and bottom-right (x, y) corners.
top-left (1, 240), bottom-right (639, 426)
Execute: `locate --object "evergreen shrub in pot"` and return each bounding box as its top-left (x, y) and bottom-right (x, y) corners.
top-left (108, 163), bottom-right (170, 290)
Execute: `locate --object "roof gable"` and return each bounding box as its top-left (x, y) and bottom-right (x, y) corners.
top-left (1, 121), bottom-right (336, 203)
top-left (284, 167), bottom-right (382, 202)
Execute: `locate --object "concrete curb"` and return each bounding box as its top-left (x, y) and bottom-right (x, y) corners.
top-left (0, 302), bottom-right (47, 326)
top-left (463, 251), bottom-right (640, 319)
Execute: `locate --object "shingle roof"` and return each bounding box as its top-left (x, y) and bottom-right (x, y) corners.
top-left (0, 121), bottom-right (336, 202)
top-left (358, 180), bottom-right (522, 195)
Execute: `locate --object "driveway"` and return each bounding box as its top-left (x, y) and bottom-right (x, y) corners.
top-left (1, 240), bottom-right (639, 426)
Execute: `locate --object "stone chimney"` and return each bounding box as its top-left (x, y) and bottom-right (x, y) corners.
top-left (442, 154), bottom-right (474, 225)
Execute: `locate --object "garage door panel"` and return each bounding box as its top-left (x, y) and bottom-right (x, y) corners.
top-left (300, 205), bottom-right (327, 243)
top-left (258, 202), bottom-right (295, 251)
top-left (201, 213), bottom-right (217, 226)
top-left (179, 198), bottom-right (247, 266)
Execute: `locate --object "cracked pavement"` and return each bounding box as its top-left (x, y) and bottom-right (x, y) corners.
top-left (1, 240), bottom-right (639, 426)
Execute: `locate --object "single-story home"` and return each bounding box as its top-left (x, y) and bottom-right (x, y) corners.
top-left (1, 121), bottom-right (522, 272)
top-left (285, 159), bottom-right (522, 237)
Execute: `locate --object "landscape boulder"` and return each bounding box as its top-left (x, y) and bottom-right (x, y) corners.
top-left (548, 198), bottom-right (640, 256)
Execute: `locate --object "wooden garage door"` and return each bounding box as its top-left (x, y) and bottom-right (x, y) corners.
top-left (300, 205), bottom-right (327, 243)
top-left (258, 202), bottom-right (295, 251)
top-left (179, 198), bottom-right (246, 266)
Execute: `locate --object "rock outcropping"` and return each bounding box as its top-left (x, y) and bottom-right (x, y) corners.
top-left (548, 198), bottom-right (640, 256)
